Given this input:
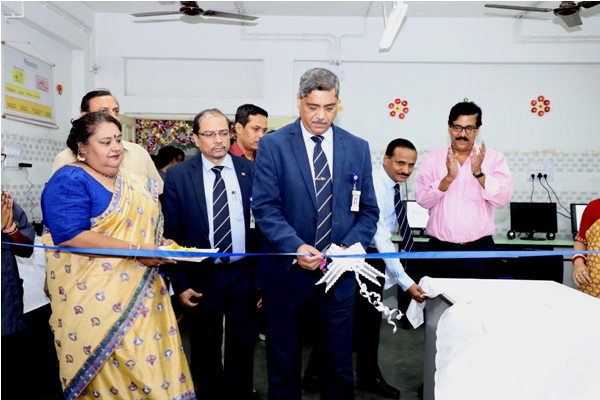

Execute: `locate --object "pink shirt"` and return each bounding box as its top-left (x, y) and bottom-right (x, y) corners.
top-left (415, 145), bottom-right (513, 243)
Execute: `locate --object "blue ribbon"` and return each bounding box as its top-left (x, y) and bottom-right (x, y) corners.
top-left (2, 242), bottom-right (598, 260)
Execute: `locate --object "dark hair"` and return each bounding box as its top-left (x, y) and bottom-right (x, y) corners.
top-left (66, 112), bottom-right (122, 155)
top-left (385, 138), bottom-right (417, 157)
top-left (234, 104), bottom-right (268, 128)
top-left (80, 89), bottom-right (118, 112)
top-left (448, 102), bottom-right (483, 127)
top-left (299, 68), bottom-right (340, 99)
top-left (152, 146), bottom-right (185, 169)
top-left (192, 108), bottom-right (229, 134)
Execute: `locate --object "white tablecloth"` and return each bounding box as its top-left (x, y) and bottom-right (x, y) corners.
top-left (409, 278), bottom-right (600, 400)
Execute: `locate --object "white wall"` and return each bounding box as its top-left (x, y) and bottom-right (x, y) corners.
top-left (1, 1), bottom-right (96, 219)
top-left (93, 13), bottom-right (600, 152)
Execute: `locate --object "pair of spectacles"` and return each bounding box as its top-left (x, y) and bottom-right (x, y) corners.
top-left (198, 130), bottom-right (230, 139)
top-left (450, 125), bottom-right (478, 134)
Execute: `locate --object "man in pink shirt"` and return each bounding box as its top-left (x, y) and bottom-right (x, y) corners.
top-left (415, 102), bottom-right (513, 278)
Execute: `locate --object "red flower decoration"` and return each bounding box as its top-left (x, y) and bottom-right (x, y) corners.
top-left (388, 98), bottom-right (409, 120)
top-left (531, 96), bottom-right (551, 117)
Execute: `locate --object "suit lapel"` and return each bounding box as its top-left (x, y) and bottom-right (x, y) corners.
top-left (189, 156), bottom-right (210, 231)
top-left (331, 124), bottom-right (345, 212)
top-left (290, 119), bottom-right (318, 210)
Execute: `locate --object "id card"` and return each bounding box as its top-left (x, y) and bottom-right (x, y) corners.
top-left (350, 190), bottom-right (361, 212)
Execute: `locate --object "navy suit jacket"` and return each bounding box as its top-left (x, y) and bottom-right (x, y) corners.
top-left (161, 153), bottom-right (260, 295)
top-left (252, 118), bottom-right (379, 301)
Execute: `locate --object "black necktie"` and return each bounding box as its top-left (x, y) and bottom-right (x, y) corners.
top-left (394, 183), bottom-right (414, 252)
top-left (212, 166), bottom-right (232, 264)
top-left (311, 136), bottom-right (332, 251)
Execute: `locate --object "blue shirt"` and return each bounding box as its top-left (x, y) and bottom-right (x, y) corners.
top-left (1, 201), bottom-right (35, 336)
top-left (370, 165), bottom-right (415, 291)
top-left (201, 154), bottom-right (245, 263)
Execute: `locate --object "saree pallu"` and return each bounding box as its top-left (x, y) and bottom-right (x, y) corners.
top-left (43, 170), bottom-right (195, 399)
top-left (580, 219), bottom-right (600, 298)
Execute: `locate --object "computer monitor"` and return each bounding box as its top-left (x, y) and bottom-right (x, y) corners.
top-left (405, 200), bottom-right (430, 236)
top-left (570, 203), bottom-right (588, 236)
top-left (509, 202), bottom-right (557, 240)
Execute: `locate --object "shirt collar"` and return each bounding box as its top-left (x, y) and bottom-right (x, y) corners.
top-left (201, 153), bottom-right (233, 173)
top-left (377, 165), bottom-right (399, 191)
top-left (300, 121), bottom-right (333, 144)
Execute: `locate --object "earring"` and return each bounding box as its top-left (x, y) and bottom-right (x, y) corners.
top-left (77, 149), bottom-right (86, 162)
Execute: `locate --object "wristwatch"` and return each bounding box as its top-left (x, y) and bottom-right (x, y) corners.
top-left (473, 171), bottom-right (484, 179)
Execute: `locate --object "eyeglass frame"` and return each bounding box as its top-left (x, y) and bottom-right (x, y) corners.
top-left (450, 124), bottom-right (478, 134)
top-left (196, 130), bottom-right (231, 139)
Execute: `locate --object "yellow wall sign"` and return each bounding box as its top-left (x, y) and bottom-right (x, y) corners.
top-left (5, 95), bottom-right (52, 119)
top-left (12, 68), bottom-right (25, 84)
top-left (5, 83), bottom-right (41, 100)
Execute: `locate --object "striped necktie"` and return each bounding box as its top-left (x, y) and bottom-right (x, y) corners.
top-left (212, 166), bottom-right (232, 264)
top-left (311, 135), bottom-right (332, 251)
top-left (394, 183), bottom-right (414, 252)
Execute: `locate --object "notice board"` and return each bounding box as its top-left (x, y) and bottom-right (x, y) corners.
top-left (2, 42), bottom-right (57, 128)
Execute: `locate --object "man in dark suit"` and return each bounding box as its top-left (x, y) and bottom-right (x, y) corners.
top-left (161, 109), bottom-right (260, 400)
top-left (252, 68), bottom-right (379, 400)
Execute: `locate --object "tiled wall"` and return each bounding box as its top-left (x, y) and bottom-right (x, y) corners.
top-left (1, 134), bottom-right (65, 222)
top-left (371, 149), bottom-right (600, 240)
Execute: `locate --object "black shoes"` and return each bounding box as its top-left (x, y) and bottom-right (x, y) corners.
top-left (356, 377), bottom-right (401, 399)
top-left (302, 374), bottom-right (321, 393)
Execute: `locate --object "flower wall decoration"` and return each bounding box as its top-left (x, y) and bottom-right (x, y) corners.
top-left (135, 119), bottom-right (194, 153)
top-left (531, 96), bottom-right (551, 117)
top-left (387, 98), bottom-right (409, 120)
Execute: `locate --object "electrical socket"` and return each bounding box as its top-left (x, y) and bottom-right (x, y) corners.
top-left (527, 159), bottom-right (554, 182)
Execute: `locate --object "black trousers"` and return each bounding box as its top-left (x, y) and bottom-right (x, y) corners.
top-left (353, 248), bottom-right (387, 380)
top-left (188, 266), bottom-right (258, 400)
top-left (425, 235), bottom-right (497, 279)
top-left (305, 248), bottom-right (387, 383)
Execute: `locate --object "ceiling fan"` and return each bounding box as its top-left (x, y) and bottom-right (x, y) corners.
top-left (131, 1), bottom-right (258, 21)
top-left (484, 1), bottom-right (600, 27)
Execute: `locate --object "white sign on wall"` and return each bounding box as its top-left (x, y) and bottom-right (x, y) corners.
top-left (2, 42), bottom-right (57, 128)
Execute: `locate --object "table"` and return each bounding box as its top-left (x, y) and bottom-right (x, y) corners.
top-left (406, 278), bottom-right (600, 400)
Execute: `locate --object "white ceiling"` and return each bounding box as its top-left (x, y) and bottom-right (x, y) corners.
top-left (81, 1), bottom-right (600, 19)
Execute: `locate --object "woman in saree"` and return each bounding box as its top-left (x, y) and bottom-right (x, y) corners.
top-left (41, 112), bottom-right (196, 399)
top-left (573, 198), bottom-right (600, 298)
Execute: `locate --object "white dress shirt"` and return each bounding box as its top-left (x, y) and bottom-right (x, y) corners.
top-left (300, 122), bottom-right (334, 190)
top-left (201, 154), bottom-right (245, 263)
top-left (369, 165), bottom-right (415, 291)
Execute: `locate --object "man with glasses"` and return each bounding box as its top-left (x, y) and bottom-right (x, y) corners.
top-left (415, 101), bottom-right (513, 279)
top-left (51, 89), bottom-right (163, 193)
top-left (161, 109), bottom-right (260, 400)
